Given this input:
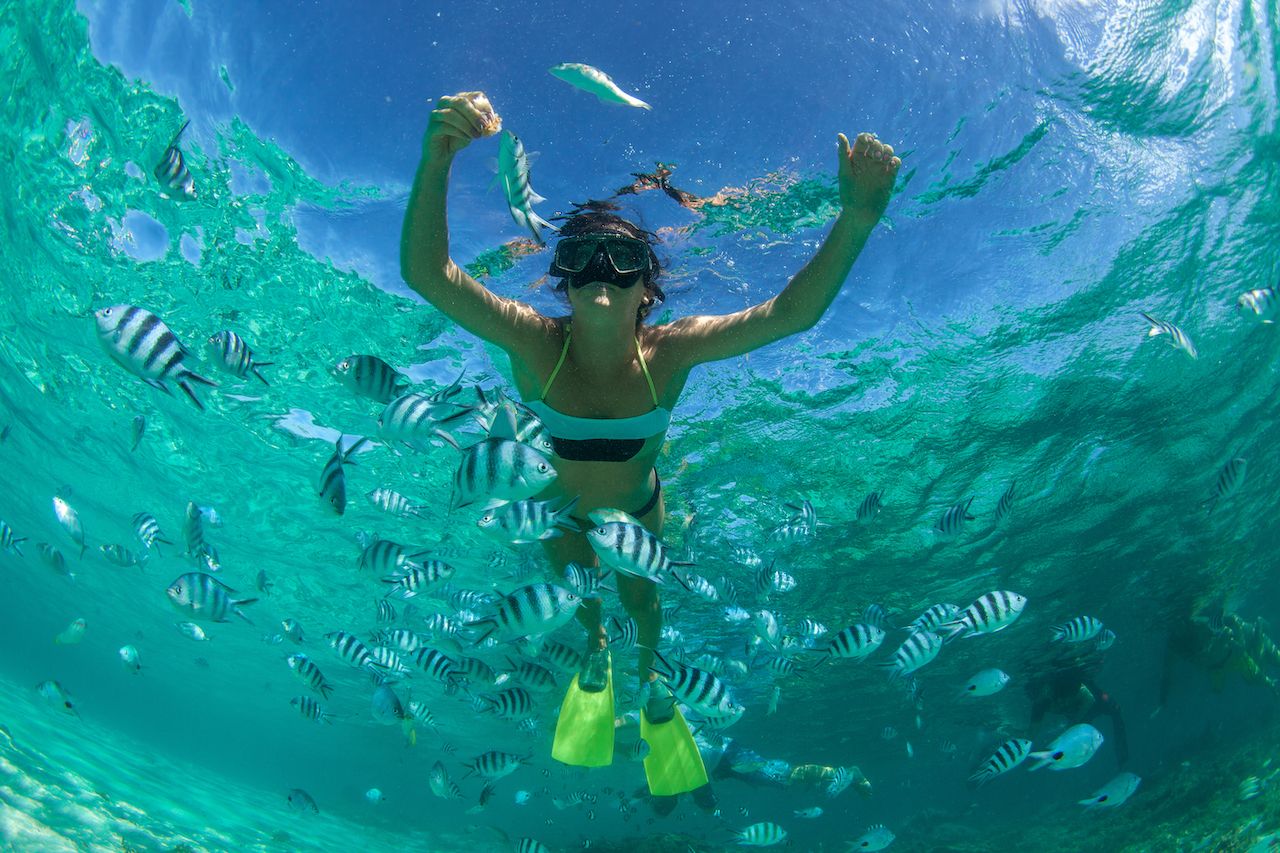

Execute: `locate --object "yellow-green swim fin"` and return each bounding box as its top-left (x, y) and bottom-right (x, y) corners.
top-left (641, 703), bottom-right (708, 796)
top-left (552, 656), bottom-right (614, 767)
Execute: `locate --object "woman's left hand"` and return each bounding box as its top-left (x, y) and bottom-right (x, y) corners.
top-left (837, 132), bottom-right (901, 226)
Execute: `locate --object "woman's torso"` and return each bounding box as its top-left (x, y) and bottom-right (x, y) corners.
top-left (508, 318), bottom-right (688, 514)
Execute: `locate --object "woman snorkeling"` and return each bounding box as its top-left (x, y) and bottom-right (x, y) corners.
top-left (401, 91), bottom-right (900, 795)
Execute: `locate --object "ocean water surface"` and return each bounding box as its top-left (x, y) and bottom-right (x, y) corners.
top-left (2, 0), bottom-right (1279, 850)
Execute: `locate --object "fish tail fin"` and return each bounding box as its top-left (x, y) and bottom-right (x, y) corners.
top-left (167, 120), bottom-right (191, 149)
top-left (252, 364), bottom-right (272, 385)
top-left (234, 598), bottom-right (259, 624)
top-left (1025, 751), bottom-right (1051, 771)
top-left (176, 379), bottom-right (206, 411)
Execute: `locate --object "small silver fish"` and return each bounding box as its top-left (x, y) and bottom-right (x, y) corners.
top-left (52, 497), bottom-right (85, 558)
top-left (206, 330), bottom-right (271, 384)
top-left (130, 415), bottom-right (146, 451)
top-left (1206, 457), bottom-right (1246, 515)
top-left (175, 621), bottom-right (210, 641)
top-left (154, 121), bottom-right (196, 198)
top-left (165, 572), bottom-right (257, 623)
top-left (1237, 287), bottom-right (1278, 323)
top-left (1141, 311), bottom-right (1197, 359)
top-left (319, 436), bottom-right (369, 515)
top-left (118, 645), bottom-right (142, 674)
top-left (496, 131), bottom-right (557, 244)
top-left (36, 680), bottom-right (80, 717)
top-left (548, 63), bottom-right (651, 110)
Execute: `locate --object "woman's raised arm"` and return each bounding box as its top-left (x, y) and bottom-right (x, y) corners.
top-left (663, 132), bottom-right (900, 367)
top-left (400, 92), bottom-right (550, 355)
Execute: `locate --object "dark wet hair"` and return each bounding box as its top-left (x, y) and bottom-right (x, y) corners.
top-left (550, 201), bottom-right (666, 325)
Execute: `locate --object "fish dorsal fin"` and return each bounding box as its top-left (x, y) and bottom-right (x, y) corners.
top-left (488, 400), bottom-right (519, 441)
top-left (167, 120), bottom-right (191, 151)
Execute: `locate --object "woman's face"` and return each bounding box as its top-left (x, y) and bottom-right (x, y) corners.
top-left (566, 271), bottom-right (647, 319)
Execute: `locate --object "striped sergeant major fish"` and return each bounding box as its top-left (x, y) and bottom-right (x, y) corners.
top-left (429, 761), bottom-right (463, 799)
top-left (472, 388), bottom-right (555, 457)
top-left (281, 614), bottom-right (303, 640)
top-left (496, 131), bottom-right (557, 244)
top-left (358, 537), bottom-right (426, 575)
top-left (475, 686), bottom-right (534, 719)
top-left (325, 630), bottom-right (384, 672)
top-left (1205, 457), bottom-right (1246, 515)
top-left (942, 590), bottom-right (1028, 641)
top-left (464, 750), bottom-right (527, 780)
top-left (856, 490), bottom-right (884, 523)
top-left (165, 572), bottom-right (257, 623)
top-left (371, 627), bottom-right (422, 654)
top-left (465, 583), bottom-right (582, 644)
top-left (154, 120), bottom-right (196, 199)
top-left (994, 480), bottom-right (1016, 524)
top-left (368, 646), bottom-right (411, 678)
top-left (319, 436), bottom-right (369, 516)
top-left (685, 573), bottom-right (719, 602)
top-left (905, 603), bottom-right (961, 634)
top-left (1, 520), bottom-right (27, 555)
top-left (182, 501), bottom-right (216, 568)
top-left (548, 63), bottom-right (652, 110)
top-left (449, 403), bottom-right (557, 511)
top-left (405, 700), bottom-right (438, 730)
top-left (286, 653), bottom-right (333, 699)
top-left (132, 512), bottom-right (170, 553)
top-left (52, 497), bottom-right (85, 558)
top-left (648, 649), bottom-right (742, 719)
top-left (876, 631), bottom-right (943, 681)
top-left (381, 561), bottom-right (456, 600)
top-left (514, 840), bottom-right (551, 853)
top-left (562, 561), bottom-right (614, 600)
top-left (816, 623), bottom-right (885, 662)
top-left (935, 496), bottom-right (975, 537)
top-left (99, 544), bottom-right (142, 568)
top-left (1141, 311), bottom-right (1197, 359)
top-left (413, 647), bottom-right (462, 685)
top-left (586, 519), bottom-right (694, 588)
top-left (608, 616), bottom-right (638, 650)
top-left (506, 659), bottom-right (557, 691)
top-left (476, 497), bottom-right (580, 544)
top-left (335, 354), bottom-right (409, 404)
top-left (535, 639), bottom-right (583, 673)
top-left (376, 598), bottom-right (397, 624)
top-left (1051, 615), bottom-right (1104, 643)
top-left (1238, 286), bottom-right (1278, 322)
top-left (863, 603), bottom-right (889, 629)
top-left (206, 331), bottom-right (271, 384)
top-left (734, 822), bottom-right (787, 847)
top-left (366, 488), bottom-right (426, 519)
top-left (291, 696), bottom-right (335, 724)
top-left (39, 542), bottom-right (71, 579)
top-left (1095, 628), bottom-right (1117, 651)
top-left (969, 738), bottom-right (1033, 786)
top-left (826, 765), bottom-right (861, 798)
top-left (95, 305), bottom-right (216, 409)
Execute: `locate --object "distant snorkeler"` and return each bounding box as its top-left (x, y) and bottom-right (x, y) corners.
top-left (1156, 602), bottom-right (1280, 713)
top-left (402, 90), bottom-right (900, 796)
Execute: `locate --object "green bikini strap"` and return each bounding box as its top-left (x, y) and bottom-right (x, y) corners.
top-left (540, 324), bottom-right (572, 401)
top-left (636, 335), bottom-right (659, 407)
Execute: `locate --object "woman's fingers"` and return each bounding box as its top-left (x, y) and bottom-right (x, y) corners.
top-left (431, 108), bottom-right (479, 141)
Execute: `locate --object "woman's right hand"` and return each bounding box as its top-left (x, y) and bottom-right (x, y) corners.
top-left (423, 91), bottom-right (502, 167)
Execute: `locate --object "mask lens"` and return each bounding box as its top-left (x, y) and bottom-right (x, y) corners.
top-left (554, 238), bottom-right (599, 274)
top-left (605, 239), bottom-right (648, 274)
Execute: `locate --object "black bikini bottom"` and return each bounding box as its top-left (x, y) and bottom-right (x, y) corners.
top-left (571, 470), bottom-right (661, 528)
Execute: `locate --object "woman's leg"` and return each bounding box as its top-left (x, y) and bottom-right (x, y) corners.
top-left (620, 486), bottom-right (665, 686)
top-left (540, 531), bottom-right (606, 654)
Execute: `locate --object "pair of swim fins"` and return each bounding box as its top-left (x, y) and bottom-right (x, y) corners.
top-left (551, 653), bottom-right (707, 796)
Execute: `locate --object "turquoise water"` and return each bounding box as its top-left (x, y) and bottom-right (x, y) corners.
top-left (2, 0), bottom-right (1280, 850)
